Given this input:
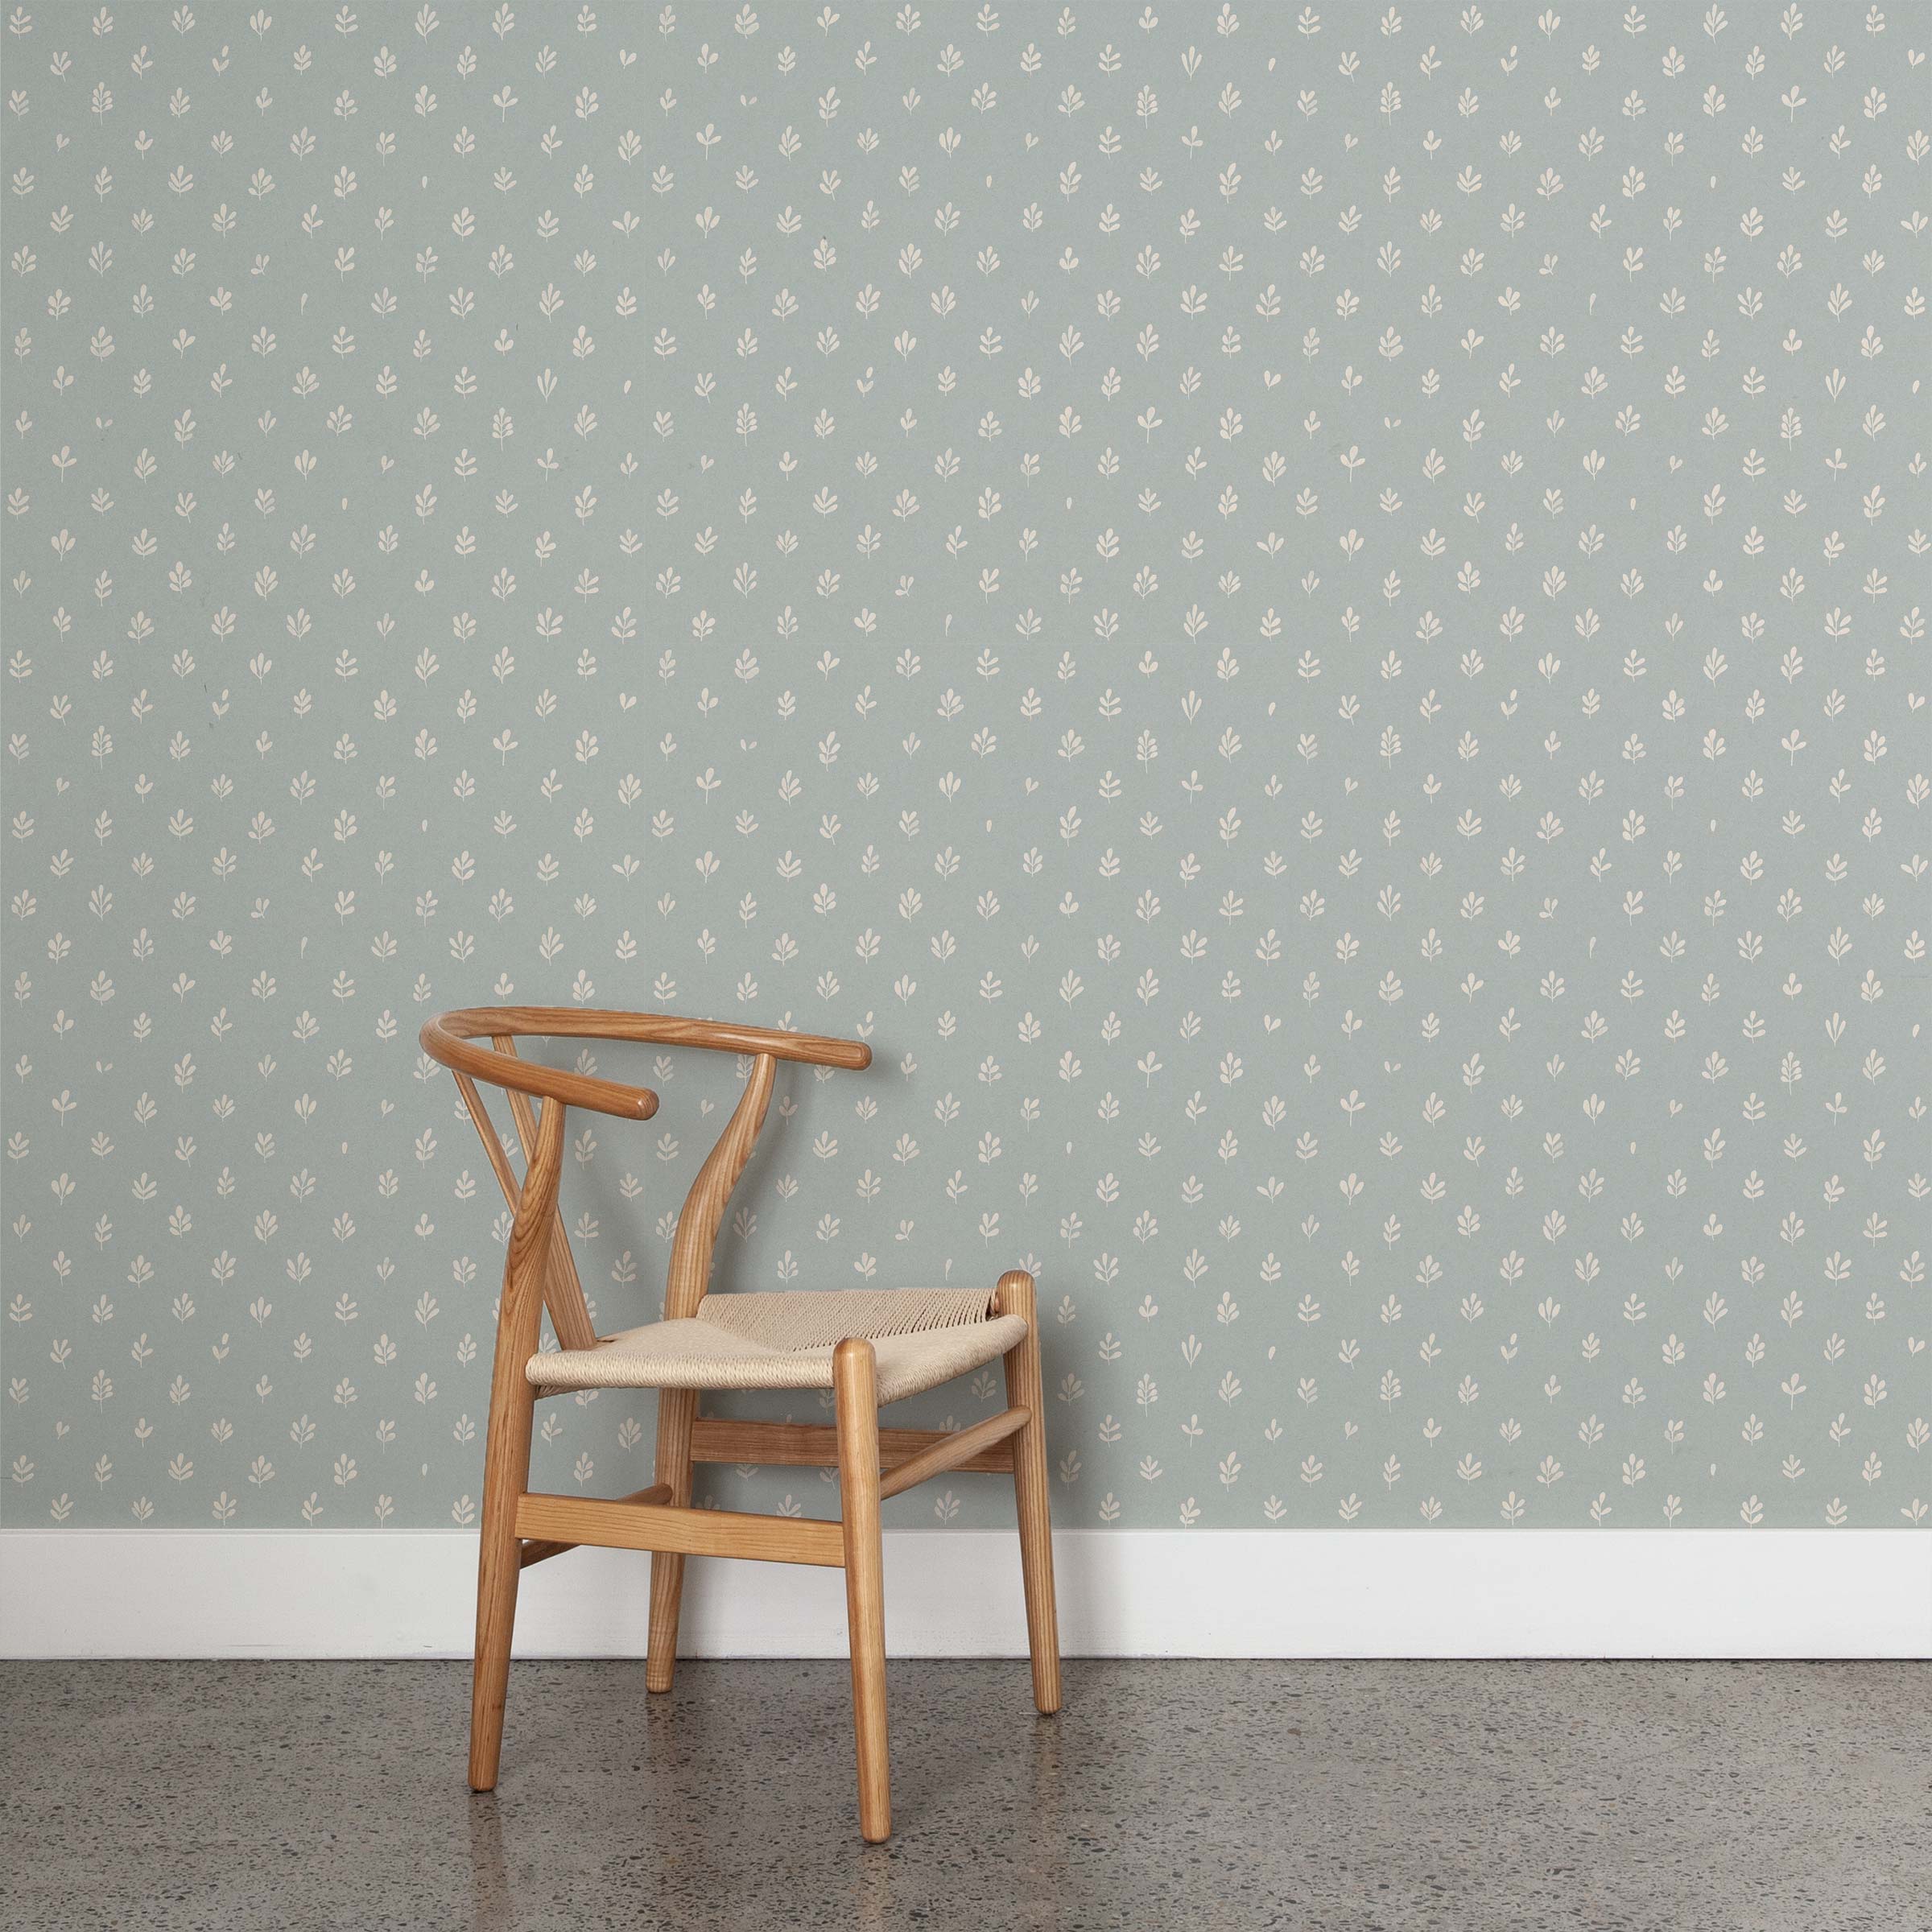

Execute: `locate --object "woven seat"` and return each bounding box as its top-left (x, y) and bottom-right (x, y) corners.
top-left (529, 1287), bottom-right (1029, 1406)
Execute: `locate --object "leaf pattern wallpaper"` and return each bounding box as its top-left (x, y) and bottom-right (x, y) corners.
top-left (2, 0), bottom-right (1926, 1538)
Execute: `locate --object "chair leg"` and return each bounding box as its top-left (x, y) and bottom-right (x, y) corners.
top-left (469, 1364), bottom-right (535, 1790)
top-left (471, 1267), bottom-right (548, 1793)
top-left (996, 1269), bottom-right (1062, 1716)
top-left (834, 1338), bottom-right (891, 1843)
top-left (645, 1387), bottom-right (698, 1694)
top-left (469, 1104), bottom-right (562, 1792)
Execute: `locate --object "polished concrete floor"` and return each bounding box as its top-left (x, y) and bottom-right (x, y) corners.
top-left (1, 1658), bottom-right (1926, 1931)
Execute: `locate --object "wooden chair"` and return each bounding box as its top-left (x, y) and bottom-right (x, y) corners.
top-left (419, 1007), bottom-right (1060, 1842)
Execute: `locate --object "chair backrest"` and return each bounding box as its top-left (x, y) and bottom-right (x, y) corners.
top-left (421, 1009), bottom-right (872, 1338)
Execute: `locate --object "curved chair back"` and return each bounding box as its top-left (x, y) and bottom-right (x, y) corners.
top-left (420, 1009), bottom-right (873, 1334)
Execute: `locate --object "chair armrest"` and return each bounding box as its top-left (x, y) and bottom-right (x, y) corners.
top-left (419, 1017), bottom-right (659, 1121)
top-left (428, 1006), bottom-right (870, 1072)
top-left (619, 1014), bottom-right (871, 1070)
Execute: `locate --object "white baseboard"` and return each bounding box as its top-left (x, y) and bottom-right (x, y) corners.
top-left (2, 1528), bottom-right (1926, 1661)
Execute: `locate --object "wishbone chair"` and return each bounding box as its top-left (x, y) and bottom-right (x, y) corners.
top-left (419, 1006), bottom-right (1061, 1843)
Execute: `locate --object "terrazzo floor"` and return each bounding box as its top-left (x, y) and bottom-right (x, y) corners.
top-left (1, 1658), bottom-right (1925, 1931)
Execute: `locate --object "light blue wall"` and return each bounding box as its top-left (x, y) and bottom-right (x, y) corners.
top-left (4, 0), bottom-right (1925, 1531)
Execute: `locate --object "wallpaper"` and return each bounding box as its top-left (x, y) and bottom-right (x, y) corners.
top-left (3, 1), bottom-right (1926, 1537)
